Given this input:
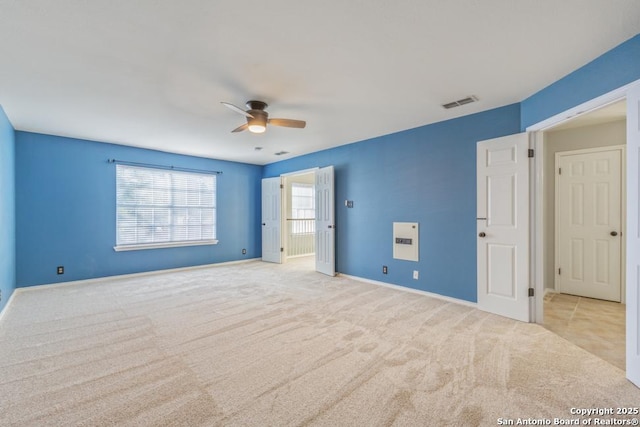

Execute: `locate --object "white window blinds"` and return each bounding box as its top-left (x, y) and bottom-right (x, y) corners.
top-left (115, 164), bottom-right (217, 250)
top-left (291, 183), bottom-right (315, 219)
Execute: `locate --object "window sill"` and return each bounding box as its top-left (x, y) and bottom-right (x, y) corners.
top-left (114, 240), bottom-right (219, 252)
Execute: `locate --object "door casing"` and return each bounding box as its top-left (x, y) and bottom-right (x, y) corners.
top-left (525, 79), bottom-right (640, 386)
top-left (528, 81), bottom-right (638, 322)
top-left (264, 167), bottom-right (335, 276)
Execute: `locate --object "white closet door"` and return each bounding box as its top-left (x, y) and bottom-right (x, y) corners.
top-left (556, 148), bottom-right (623, 302)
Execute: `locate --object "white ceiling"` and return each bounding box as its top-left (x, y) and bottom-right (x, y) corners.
top-left (1, 1), bottom-right (639, 165)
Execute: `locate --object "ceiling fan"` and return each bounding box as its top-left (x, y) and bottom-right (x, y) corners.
top-left (221, 100), bottom-right (306, 134)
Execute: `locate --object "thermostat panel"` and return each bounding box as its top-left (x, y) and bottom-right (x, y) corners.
top-left (393, 222), bottom-right (419, 262)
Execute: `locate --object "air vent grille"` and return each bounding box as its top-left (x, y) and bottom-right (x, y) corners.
top-left (442, 95), bottom-right (479, 109)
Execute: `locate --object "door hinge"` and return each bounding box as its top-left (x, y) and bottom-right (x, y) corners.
top-left (528, 149), bottom-right (534, 158)
top-left (280, 247), bottom-right (284, 252)
top-left (280, 184), bottom-right (284, 189)
top-left (528, 288), bottom-right (535, 297)
top-left (558, 268), bottom-right (561, 275)
top-left (558, 167), bottom-right (562, 175)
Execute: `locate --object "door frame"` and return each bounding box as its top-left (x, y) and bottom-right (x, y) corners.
top-left (281, 168), bottom-right (319, 262)
top-left (527, 79), bottom-right (640, 324)
top-left (554, 145), bottom-right (626, 302)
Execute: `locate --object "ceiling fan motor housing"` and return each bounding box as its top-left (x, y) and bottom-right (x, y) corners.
top-left (248, 110), bottom-right (268, 128)
top-left (246, 100), bottom-right (268, 111)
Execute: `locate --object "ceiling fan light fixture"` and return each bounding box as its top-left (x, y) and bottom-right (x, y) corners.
top-left (222, 100), bottom-right (306, 133)
top-left (248, 123), bottom-right (266, 133)
top-left (247, 110), bottom-right (267, 133)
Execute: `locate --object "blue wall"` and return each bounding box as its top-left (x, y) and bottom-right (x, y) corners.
top-left (264, 104), bottom-right (521, 302)
top-left (15, 132), bottom-right (262, 287)
top-left (0, 106), bottom-right (15, 313)
top-left (521, 33), bottom-right (640, 129)
top-left (263, 32), bottom-right (640, 303)
top-left (10, 31), bottom-right (640, 302)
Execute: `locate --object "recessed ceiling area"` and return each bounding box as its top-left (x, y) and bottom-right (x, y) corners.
top-left (0, 1), bottom-right (639, 165)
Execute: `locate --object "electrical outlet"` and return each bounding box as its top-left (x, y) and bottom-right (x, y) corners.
top-left (413, 270), bottom-right (419, 280)
top-left (57, 266), bottom-right (64, 275)
top-left (382, 266), bottom-right (388, 274)
top-left (242, 248), bottom-right (247, 255)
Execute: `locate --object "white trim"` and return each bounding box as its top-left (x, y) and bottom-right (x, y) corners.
top-left (280, 167), bottom-right (319, 177)
top-left (114, 239), bottom-right (218, 252)
top-left (526, 82), bottom-right (635, 132)
top-left (531, 78), bottom-right (640, 325)
top-left (338, 273), bottom-right (477, 308)
top-left (0, 289), bottom-right (19, 325)
top-left (528, 132), bottom-right (537, 322)
top-left (533, 131), bottom-right (545, 323)
top-left (14, 258), bottom-right (261, 293)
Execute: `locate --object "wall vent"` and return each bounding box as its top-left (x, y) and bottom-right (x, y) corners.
top-left (274, 151), bottom-right (289, 156)
top-left (442, 95), bottom-right (479, 109)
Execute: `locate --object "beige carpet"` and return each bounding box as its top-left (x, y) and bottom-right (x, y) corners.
top-left (1, 257), bottom-right (639, 426)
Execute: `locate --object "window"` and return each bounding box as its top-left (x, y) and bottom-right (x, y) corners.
top-left (291, 183), bottom-right (315, 219)
top-left (290, 183), bottom-right (315, 234)
top-left (115, 165), bottom-right (217, 251)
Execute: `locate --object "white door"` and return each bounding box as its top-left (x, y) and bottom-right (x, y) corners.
top-left (477, 133), bottom-right (531, 322)
top-left (315, 166), bottom-right (335, 276)
top-left (262, 177), bottom-right (282, 264)
top-left (556, 148), bottom-right (623, 302)
top-left (627, 84), bottom-right (640, 387)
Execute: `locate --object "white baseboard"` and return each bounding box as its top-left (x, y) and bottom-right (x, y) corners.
top-left (338, 273), bottom-right (477, 308)
top-left (14, 258), bottom-right (262, 294)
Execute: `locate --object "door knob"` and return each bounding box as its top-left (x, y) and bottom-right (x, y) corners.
top-left (478, 232), bottom-right (486, 238)
top-left (610, 231), bottom-right (618, 236)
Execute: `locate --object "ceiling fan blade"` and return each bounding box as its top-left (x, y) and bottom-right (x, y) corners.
top-left (268, 118), bottom-right (306, 129)
top-left (231, 123), bottom-right (249, 133)
top-left (221, 102), bottom-right (254, 118)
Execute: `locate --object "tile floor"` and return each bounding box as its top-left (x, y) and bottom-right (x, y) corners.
top-left (543, 292), bottom-right (625, 370)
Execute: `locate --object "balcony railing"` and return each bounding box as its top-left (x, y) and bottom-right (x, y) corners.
top-left (286, 218), bottom-right (315, 257)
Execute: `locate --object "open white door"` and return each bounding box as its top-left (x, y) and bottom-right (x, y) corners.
top-left (315, 166), bottom-right (335, 276)
top-left (262, 177), bottom-right (282, 264)
top-left (626, 84), bottom-right (640, 387)
top-left (477, 133), bottom-right (531, 322)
